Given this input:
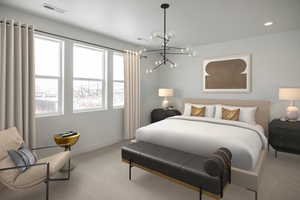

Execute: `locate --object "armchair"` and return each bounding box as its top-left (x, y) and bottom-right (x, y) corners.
top-left (0, 127), bottom-right (71, 200)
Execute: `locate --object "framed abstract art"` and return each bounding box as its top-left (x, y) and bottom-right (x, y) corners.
top-left (203, 54), bottom-right (251, 93)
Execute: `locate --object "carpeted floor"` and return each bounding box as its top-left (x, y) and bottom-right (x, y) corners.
top-left (1, 142), bottom-right (300, 200)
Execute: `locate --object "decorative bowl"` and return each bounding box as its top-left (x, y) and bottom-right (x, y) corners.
top-left (54, 133), bottom-right (80, 148)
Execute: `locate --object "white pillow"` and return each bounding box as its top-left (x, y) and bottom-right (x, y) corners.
top-left (215, 104), bottom-right (257, 125)
top-left (183, 103), bottom-right (215, 118)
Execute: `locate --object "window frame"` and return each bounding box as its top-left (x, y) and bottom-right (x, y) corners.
top-left (112, 52), bottom-right (125, 109)
top-left (34, 34), bottom-right (64, 118)
top-left (72, 43), bottom-right (107, 113)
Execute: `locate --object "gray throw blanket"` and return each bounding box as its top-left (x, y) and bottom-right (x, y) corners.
top-left (203, 147), bottom-right (232, 177)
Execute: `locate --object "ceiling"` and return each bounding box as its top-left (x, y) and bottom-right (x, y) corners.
top-left (1, 0), bottom-right (300, 47)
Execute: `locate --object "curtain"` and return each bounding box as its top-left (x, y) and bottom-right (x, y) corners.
top-left (124, 50), bottom-right (141, 139)
top-left (0, 19), bottom-right (36, 148)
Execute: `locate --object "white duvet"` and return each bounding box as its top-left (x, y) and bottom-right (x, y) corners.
top-left (136, 116), bottom-right (267, 170)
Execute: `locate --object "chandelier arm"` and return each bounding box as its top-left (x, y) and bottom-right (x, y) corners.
top-left (144, 49), bottom-right (164, 53)
top-left (159, 53), bottom-right (165, 59)
top-left (152, 62), bottom-right (164, 71)
top-left (143, 52), bottom-right (163, 56)
top-left (159, 53), bottom-right (166, 59)
top-left (163, 52), bottom-right (191, 55)
top-left (156, 35), bottom-right (170, 42)
top-left (167, 46), bottom-right (186, 50)
top-left (167, 59), bottom-right (175, 65)
top-left (159, 52), bottom-right (190, 55)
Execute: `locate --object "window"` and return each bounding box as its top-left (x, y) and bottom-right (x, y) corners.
top-left (113, 53), bottom-right (125, 107)
top-left (34, 35), bottom-right (64, 116)
top-left (73, 44), bottom-right (106, 111)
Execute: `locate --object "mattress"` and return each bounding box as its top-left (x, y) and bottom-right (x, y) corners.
top-left (136, 116), bottom-right (267, 170)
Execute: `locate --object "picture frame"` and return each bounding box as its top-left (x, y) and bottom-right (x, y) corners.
top-left (202, 54), bottom-right (251, 93)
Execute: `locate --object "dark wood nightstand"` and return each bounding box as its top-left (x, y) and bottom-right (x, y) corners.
top-left (268, 119), bottom-right (300, 158)
top-left (151, 108), bottom-right (181, 123)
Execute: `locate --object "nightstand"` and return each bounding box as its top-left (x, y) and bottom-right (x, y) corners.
top-left (268, 119), bottom-right (300, 158)
top-left (151, 108), bottom-right (181, 123)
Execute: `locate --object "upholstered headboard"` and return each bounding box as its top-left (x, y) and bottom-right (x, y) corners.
top-left (182, 98), bottom-right (271, 133)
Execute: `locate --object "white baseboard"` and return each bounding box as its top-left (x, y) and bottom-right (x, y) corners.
top-left (71, 138), bottom-right (123, 156)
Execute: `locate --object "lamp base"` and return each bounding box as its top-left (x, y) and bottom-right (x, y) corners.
top-left (161, 97), bottom-right (169, 109)
top-left (286, 106), bottom-right (299, 121)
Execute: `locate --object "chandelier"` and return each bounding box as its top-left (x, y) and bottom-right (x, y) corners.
top-left (139, 3), bottom-right (196, 74)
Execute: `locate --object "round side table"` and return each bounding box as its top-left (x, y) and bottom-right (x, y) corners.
top-left (54, 132), bottom-right (80, 171)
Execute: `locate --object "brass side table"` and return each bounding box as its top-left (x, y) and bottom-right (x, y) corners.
top-left (54, 132), bottom-right (80, 171)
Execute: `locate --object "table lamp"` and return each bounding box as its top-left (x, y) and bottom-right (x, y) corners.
top-left (159, 88), bottom-right (174, 108)
top-left (279, 88), bottom-right (300, 121)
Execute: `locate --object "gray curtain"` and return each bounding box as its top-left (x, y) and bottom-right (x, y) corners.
top-left (0, 19), bottom-right (36, 148)
top-left (124, 50), bottom-right (141, 139)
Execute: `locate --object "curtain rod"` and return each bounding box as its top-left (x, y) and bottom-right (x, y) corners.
top-left (35, 29), bottom-right (126, 53)
top-left (0, 20), bottom-right (126, 53)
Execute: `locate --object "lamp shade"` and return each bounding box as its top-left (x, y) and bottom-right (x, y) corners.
top-left (158, 88), bottom-right (174, 97)
top-left (279, 88), bottom-right (300, 100)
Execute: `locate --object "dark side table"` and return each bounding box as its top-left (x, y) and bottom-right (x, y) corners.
top-left (151, 108), bottom-right (181, 123)
top-left (268, 119), bottom-right (300, 158)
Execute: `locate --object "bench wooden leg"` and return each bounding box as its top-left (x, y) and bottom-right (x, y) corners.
top-left (129, 160), bottom-right (132, 180)
top-left (220, 174), bottom-right (224, 198)
top-left (199, 187), bottom-right (202, 200)
top-left (46, 163), bottom-right (50, 200)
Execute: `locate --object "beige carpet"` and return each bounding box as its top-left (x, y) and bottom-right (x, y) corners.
top-left (1, 142), bottom-right (300, 200)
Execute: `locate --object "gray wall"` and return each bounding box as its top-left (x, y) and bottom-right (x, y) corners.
top-left (158, 30), bottom-right (300, 119)
top-left (140, 57), bottom-right (161, 126)
top-left (0, 5), bottom-right (159, 154)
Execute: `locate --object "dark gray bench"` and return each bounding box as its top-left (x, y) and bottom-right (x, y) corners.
top-left (121, 142), bottom-right (231, 200)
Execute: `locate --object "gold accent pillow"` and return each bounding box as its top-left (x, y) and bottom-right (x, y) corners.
top-left (191, 106), bottom-right (206, 117)
top-left (222, 108), bottom-right (240, 121)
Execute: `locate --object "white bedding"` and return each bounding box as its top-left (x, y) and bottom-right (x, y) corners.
top-left (136, 116), bottom-right (267, 170)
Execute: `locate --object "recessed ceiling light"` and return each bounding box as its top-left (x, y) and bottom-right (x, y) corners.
top-left (264, 21), bottom-right (273, 27)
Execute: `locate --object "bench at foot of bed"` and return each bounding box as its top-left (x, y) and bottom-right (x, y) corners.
top-left (121, 142), bottom-right (232, 200)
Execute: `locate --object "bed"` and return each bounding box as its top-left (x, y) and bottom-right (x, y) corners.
top-left (136, 99), bottom-right (270, 198)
